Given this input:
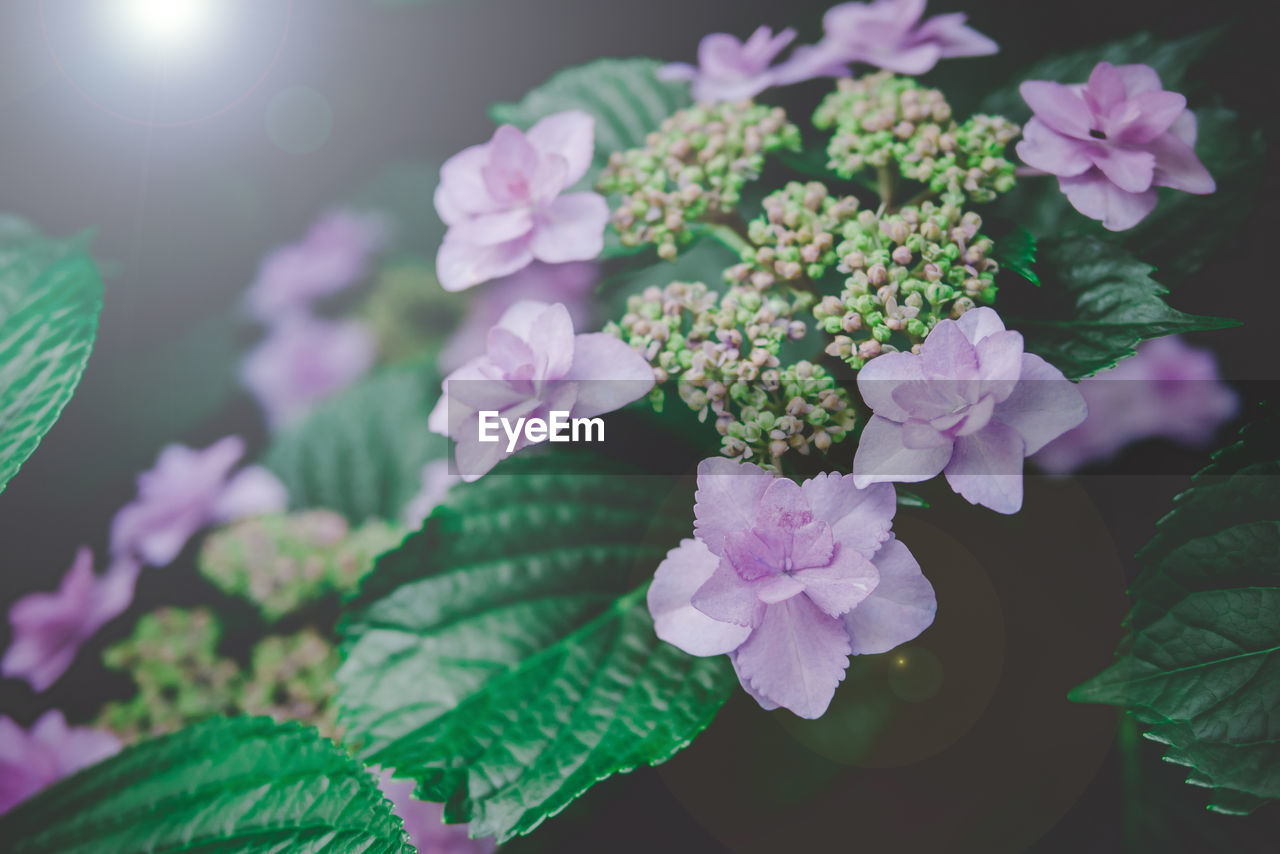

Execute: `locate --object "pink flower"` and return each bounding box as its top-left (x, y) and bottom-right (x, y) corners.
top-left (1034, 336), bottom-right (1239, 473)
top-left (648, 458), bottom-right (934, 719)
top-left (247, 209), bottom-right (390, 321)
top-left (375, 770), bottom-right (497, 854)
top-left (798, 0), bottom-right (997, 77)
top-left (241, 313), bottom-right (377, 429)
top-left (111, 436), bottom-right (287, 567)
top-left (437, 261), bottom-right (599, 375)
top-left (0, 710), bottom-right (121, 814)
top-left (853, 307), bottom-right (1087, 514)
top-left (2, 550), bottom-right (139, 692)
top-left (434, 112), bottom-right (609, 292)
top-left (1017, 61), bottom-right (1215, 231)
top-left (657, 26), bottom-right (844, 103)
top-left (428, 301), bottom-right (654, 481)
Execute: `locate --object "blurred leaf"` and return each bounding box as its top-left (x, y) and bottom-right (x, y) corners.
top-left (263, 360), bottom-right (444, 523)
top-left (1071, 402), bottom-right (1280, 815)
top-left (0, 716), bottom-right (413, 854)
top-left (1007, 234), bottom-right (1236, 378)
top-left (993, 225), bottom-right (1039, 286)
top-left (337, 453), bottom-right (734, 841)
top-left (0, 218), bottom-right (103, 495)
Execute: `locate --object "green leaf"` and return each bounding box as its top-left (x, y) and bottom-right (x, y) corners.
top-left (993, 225), bottom-right (1039, 286)
top-left (1071, 403), bottom-right (1280, 814)
top-left (0, 716), bottom-right (413, 854)
top-left (0, 219), bottom-right (104, 495)
top-left (490, 58), bottom-right (692, 185)
top-left (1006, 234), bottom-right (1236, 378)
top-left (337, 454), bottom-right (735, 841)
top-left (979, 28), bottom-right (1223, 124)
top-left (263, 361), bottom-right (445, 523)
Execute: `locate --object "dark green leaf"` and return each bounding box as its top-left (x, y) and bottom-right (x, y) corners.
top-left (1007, 234), bottom-right (1236, 378)
top-left (263, 361), bottom-right (445, 523)
top-left (894, 487), bottom-right (930, 509)
top-left (1071, 403), bottom-right (1280, 814)
top-left (337, 454), bottom-right (735, 841)
top-left (0, 219), bottom-right (103, 495)
top-left (993, 225), bottom-right (1039, 286)
top-left (0, 717), bottom-right (413, 854)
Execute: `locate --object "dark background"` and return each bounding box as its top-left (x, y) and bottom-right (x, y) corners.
top-left (1, 0), bottom-right (1277, 850)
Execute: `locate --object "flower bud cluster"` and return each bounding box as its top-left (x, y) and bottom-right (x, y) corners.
top-left (814, 72), bottom-right (1018, 204)
top-left (242, 630), bottom-right (340, 739)
top-left (731, 182), bottom-right (861, 286)
top-left (608, 277), bottom-right (857, 466)
top-left (817, 200), bottom-right (999, 368)
top-left (199, 511), bottom-right (404, 621)
top-left (598, 101), bottom-right (801, 260)
top-left (96, 608), bottom-right (241, 741)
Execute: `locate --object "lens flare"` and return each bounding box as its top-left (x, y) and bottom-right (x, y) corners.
top-left (110, 0), bottom-right (218, 57)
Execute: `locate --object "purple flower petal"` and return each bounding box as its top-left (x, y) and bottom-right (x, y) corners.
top-left (944, 420), bottom-right (1027, 514)
top-left (844, 537), bottom-right (935, 655)
top-left (437, 234), bottom-right (536, 292)
top-left (0, 711), bottom-right (121, 815)
top-left (530, 193), bottom-right (609, 264)
top-left (693, 457), bottom-right (774, 557)
top-left (563, 333), bottom-right (657, 418)
top-left (1149, 132), bottom-right (1216, 194)
top-left (853, 415), bottom-right (953, 486)
top-left (793, 546), bottom-right (880, 618)
top-left (649, 539), bottom-right (754, 656)
top-left (798, 474), bottom-right (895, 558)
top-left (1058, 171), bottom-right (1159, 231)
top-left (731, 595), bottom-right (851, 719)
top-left (1018, 81), bottom-right (1093, 139)
top-left (526, 110), bottom-right (596, 187)
top-left (691, 560), bottom-right (766, 626)
top-left (1090, 145), bottom-right (1156, 194)
top-left (993, 353), bottom-right (1088, 455)
top-left (1015, 118), bottom-right (1094, 177)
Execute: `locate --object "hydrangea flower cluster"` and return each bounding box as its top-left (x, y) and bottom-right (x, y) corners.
top-left (96, 608), bottom-right (242, 742)
top-left (609, 280), bottom-right (858, 465)
top-left (199, 512), bottom-right (405, 621)
top-left (241, 630), bottom-right (340, 739)
top-left (95, 608), bottom-right (343, 743)
top-left (817, 201), bottom-right (999, 368)
top-left (737, 181), bottom-right (862, 286)
top-left (814, 72), bottom-right (1019, 204)
top-left (598, 101), bottom-right (801, 259)
top-left (648, 458), bottom-right (935, 718)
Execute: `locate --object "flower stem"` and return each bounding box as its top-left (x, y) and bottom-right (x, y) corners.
top-left (876, 165), bottom-right (897, 215)
top-left (703, 220), bottom-right (753, 259)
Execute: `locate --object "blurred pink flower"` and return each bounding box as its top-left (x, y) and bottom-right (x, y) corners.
top-left (658, 26), bottom-right (843, 103)
top-left (247, 209), bottom-right (390, 321)
top-left (796, 0), bottom-right (997, 77)
top-left (434, 112), bottom-right (608, 291)
top-left (437, 261), bottom-right (599, 375)
top-left (111, 436), bottom-right (287, 567)
top-left (375, 770), bottom-right (496, 854)
top-left (1017, 62), bottom-right (1214, 230)
top-left (242, 313), bottom-right (377, 429)
top-left (0, 710), bottom-right (121, 814)
top-left (2, 550), bottom-right (139, 692)
top-left (1034, 336), bottom-right (1239, 473)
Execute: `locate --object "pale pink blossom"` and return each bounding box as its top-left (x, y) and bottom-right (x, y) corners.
top-left (0, 710), bottom-right (121, 814)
